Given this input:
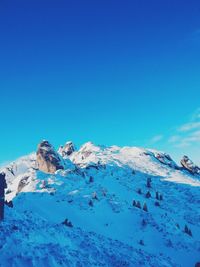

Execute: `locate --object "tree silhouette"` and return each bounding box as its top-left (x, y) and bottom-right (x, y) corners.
top-left (136, 201), bottom-right (141, 209)
top-left (146, 177), bottom-right (152, 188)
top-left (0, 173), bottom-right (7, 221)
top-left (143, 203), bottom-right (148, 212)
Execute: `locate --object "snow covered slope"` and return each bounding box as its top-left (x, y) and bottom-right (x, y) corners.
top-left (0, 141), bottom-right (200, 267)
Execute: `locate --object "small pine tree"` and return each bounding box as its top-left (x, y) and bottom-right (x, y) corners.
top-left (159, 194), bottom-right (163, 201)
top-left (62, 219), bottom-right (73, 228)
top-left (155, 201), bottom-right (160, 207)
top-left (146, 177), bottom-right (152, 188)
top-left (92, 192), bottom-right (98, 200)
top-left (137, 188), bottom-right (142, 194)
top-left (166, 239), bottom-right (173, 248)
top-left (188, 229), bottom-right (192, 237)
top-left (89, 176), bottom-right (94, 183)
top-left (141, 219), bottom-right (147, 227)
top-left (156, 191), bottom-right (159, 200)
top-left (145, 191), bottom-right (151, 198)
top-left (139, 240), bottom-right (144, 246)
top-left (102, 189), bottom-right (107, 196)
top-left (136, 201), bottom-right (141, 209)
top-left (143, 203), bottom-right (148, 212)
top-left (132, 200), bottom-right (136, 207)
top-left (89, 200), bottom-right (93, 207)
top-left (184, 224), bottom-right (189, 234)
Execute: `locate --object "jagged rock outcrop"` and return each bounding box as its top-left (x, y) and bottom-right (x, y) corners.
top-left (180, 156), bottom-right (200, 175)
top-left (58, 141), bottom-right (75, 157)
top-left (155, 152), bottom-right (179, 169)
top-left (17, 176), bottom-right (29, 193)
top-left (37, 140), bottom-right (64, 174)
top-left (146, 151), bottom-right (179, 169)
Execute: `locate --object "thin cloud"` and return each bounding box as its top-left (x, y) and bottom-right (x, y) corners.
top-left (168, 108), bottom-right (200, 148)
top-left (178, 122), bottom-right (200, 132)
top-left (150, 135), bottom-right (164, 144)
top-left (168, 135), bottom-right (180, 143)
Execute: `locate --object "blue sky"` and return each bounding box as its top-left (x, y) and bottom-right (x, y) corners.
top-left (0, 0), bottom-right (200, 164)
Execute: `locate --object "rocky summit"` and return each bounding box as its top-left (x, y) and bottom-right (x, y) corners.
top-left (36, 140), bottom-right (64, 173)
top-left (58, 141), bottom-right (75, 158)
top-left (180, 155), bottom-right (200, 175)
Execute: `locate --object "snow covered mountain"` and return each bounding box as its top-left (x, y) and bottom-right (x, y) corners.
top-left (0, 140), bottom-right (200, 267)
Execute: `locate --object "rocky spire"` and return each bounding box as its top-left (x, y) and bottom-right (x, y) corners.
top-left (36, 140), bottom-right (64, 174)
top-left (58, 141), bottom-right (75, 157)
top-left (180, 155), bottom-right (200, 175)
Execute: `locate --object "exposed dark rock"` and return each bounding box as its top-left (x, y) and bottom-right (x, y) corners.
top-left (86, 164), bottom-right (99, 170)
top-left (0, 172), bottom-right (7, 221)
top-left (37, 140), bottom-right (64, 174)
top-left (58, 141), bottom-right (75, 157)
top-left (5, 200), bottom-right (13, 208)
top-left (62, 218), bottom-right (73, 228)
top-left (144, 150), bottom-right (179, 169)
top-left (18, 176), bottom-right (29, 193)
top-left (154, 152), bottom-right (179, 169)
top-left (180, 156), bottom-right (200, 175)
top-left (6, 167), bottom-right (15, 176)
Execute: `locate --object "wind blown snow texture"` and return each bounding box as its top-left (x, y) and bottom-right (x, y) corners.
top-left (0, 142), bottom-right (200, 267)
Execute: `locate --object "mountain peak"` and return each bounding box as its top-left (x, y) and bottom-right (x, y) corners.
top-left (180, 155), bottom-right (200, 175)
top-left (58, 141), bottom-right (75, 158)
top-left (36, 140), bottom-right (64, 173)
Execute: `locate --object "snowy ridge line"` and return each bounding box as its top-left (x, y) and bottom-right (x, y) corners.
top-left (0, 140), bottom-right (199, 267)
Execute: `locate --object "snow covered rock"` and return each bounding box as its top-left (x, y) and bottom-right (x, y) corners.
top-left (180, 155), bottom-right (200, 175)
top-left (147, 150), bottom-right (179, 169)
top-left (58, 141), bottom-right (75, 157)
top-left (71, 142), bottom-right (104, 167)
top-left (17, 175), bottom-right (30, 193)
top-left (37, 140), bottom-right (64, 174)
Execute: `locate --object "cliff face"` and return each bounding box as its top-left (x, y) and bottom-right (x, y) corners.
top-left (58, 141), bottom-right (75, 157)
top-left (36, 140), bottom-right (64, 174)
top-left (180, 155), bottom-right (200, 175)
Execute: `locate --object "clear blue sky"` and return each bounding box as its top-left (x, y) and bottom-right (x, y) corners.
top-left (1, 0), bottom-right (200, 164)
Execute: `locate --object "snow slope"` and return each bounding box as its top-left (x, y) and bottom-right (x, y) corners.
top-left (0, 142), bottom-right (200, 267)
